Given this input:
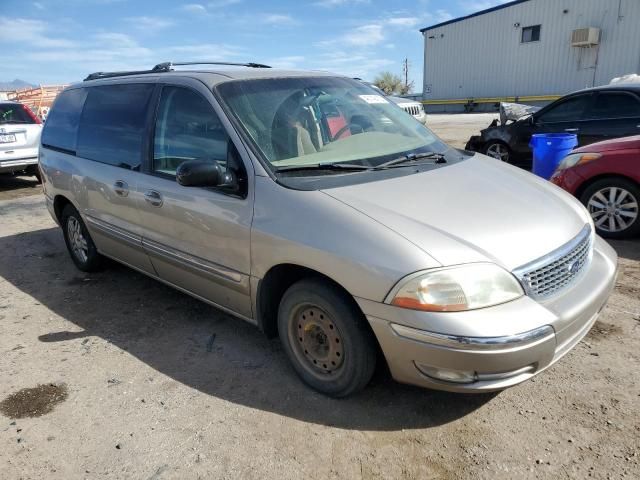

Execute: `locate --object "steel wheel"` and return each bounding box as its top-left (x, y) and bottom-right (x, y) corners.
top-left (66, 216), bottom-right (89, 263)
top-left (289, 304), bottom-right (344, 378)
top-left (588, 186), bottom-right (639, 234)
top-left (485, 142), bottom-right (510, 162)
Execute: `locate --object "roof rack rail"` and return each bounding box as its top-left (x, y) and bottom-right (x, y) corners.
top-left (155, 61), bottom-right (272, 70)
top-left (84, 61), bottom-right (271, 81)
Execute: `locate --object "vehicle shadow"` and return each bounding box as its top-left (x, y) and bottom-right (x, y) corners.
top-left (0, 227), bottom-right (496, 431)
top-left (0, 175), bottom-right (39, 191)
top-left (609, 239), bottom-right (640, 262)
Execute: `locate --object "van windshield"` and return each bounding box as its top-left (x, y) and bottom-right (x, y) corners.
top-left (216, 77), bottom-right (447, 173)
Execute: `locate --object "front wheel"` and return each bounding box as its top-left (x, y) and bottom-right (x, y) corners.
top-left (61, 204), bottom-right (104, 272)
top-left (278, 278), bottom-right (377, 397)
top-left (581, 178), bottom-right (640, 239)
top-left (485, 141), bottom-right (511, 163)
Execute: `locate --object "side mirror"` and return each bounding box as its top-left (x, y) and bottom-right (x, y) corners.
top-left (529, 115), bottom-right (537, 126)
top-left (176, 160), bottom-right (234, 188)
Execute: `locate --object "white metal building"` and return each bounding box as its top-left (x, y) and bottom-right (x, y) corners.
top-left (420, 0), bottom-right (640, 109)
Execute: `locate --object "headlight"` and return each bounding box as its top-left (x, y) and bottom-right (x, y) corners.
top-left (556, 152), bottom-right (601, 171)
top-left (387, 263), bottom-right (524, 312)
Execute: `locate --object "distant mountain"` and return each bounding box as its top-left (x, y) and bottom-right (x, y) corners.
top-left (0, 79), bottom-right (36, 91)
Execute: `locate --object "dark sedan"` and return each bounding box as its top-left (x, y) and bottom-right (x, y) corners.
top-left (466, 84), bottom-right (640, 168)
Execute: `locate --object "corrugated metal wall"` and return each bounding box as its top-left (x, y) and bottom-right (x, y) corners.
top-left (422, 0), bottom-right (640, 100)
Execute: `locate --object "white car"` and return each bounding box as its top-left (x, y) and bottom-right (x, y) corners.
top-left (361, 81), bottom-right (427, 125)
top-left (0, 101), bottom-right (43, 181)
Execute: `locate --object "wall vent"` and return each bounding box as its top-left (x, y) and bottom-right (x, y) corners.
top-left (571, 28), bottom-right (600, 47)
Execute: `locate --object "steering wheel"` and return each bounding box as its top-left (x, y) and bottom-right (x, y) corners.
top-left (331, 123), bottom-right (364, 141)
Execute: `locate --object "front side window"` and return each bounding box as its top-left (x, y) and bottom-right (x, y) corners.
top-left (522, 25), bottom-right (541, 43)
top-left (153, 86), bottom-right (229, 176)
top-left (590, 92), bottom-right (640, 119)
top-left (77, 84), bottom-right (154, 169)
top-left (216, 77), bottom-right (446, 173)
top-left (41, 88), bottom-right (87, 152)
top-left (538, 95), bottom-right (590, 123)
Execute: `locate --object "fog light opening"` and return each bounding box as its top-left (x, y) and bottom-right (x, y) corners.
top-left (416, 363), bottom-right (477, 384)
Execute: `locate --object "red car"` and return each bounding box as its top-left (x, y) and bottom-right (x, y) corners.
top-left (551, 135), bottom-right (640, 239)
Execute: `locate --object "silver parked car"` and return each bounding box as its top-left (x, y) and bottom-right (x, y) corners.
top-left (1, 101), bottom-right (42, 181)
top-left (39, 63), bottom-right (617, 397)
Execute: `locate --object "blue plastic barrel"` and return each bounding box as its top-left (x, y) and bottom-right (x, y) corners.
top-left (529, 133), bottom-right (578, 180)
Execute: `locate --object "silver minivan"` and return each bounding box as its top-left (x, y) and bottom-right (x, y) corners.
top-left (39, 63), bottom-right (617, 397)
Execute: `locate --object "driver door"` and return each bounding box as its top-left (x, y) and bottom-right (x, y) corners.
top-left (136, 82), bottom-right (254, 318)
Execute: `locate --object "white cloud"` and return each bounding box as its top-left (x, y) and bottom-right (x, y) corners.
top-left (208, 0), bottom-right (241, 7)
top-left (263, 14), bottom-right (296, 25)
top-left (314, 0), bottom-right (369, 7)
top-left (33, 2), bottom-right (44, 9)
top-left (124, 16), bottom-right (174, 30)
top-left (387, 17), bottom-right (419, 27)
top-left (0, 17), bottom-right (76, 49)
top-left (182, 3), bottom-right (207, 14)
top-left (343, 24), bottom-right (384, 46)
top-left (165, 43), bottom-right (244, 61)
top-left (459, 0), bottom-right (512, 14)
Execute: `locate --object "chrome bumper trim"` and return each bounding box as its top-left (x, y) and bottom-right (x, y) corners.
top-left (390, 323), bottom-right (555, 351)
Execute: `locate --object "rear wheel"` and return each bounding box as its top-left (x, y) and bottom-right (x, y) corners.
top-left (485, 141), bottom-right (511, 163)
top-left (61, 204), bottom-right (104, 272)
top-left (581, 178), bottom-right (640, 239)
top-left (277, 278), bottom-right (377, 397)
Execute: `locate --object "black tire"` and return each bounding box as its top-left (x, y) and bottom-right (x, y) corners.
top-left (580, 178), bottom-right (640, 240)
top-left (484, 141), bottom-right (511, 163)
top-left (278, 278), bottom-right (377, 397)
top-left (61, 204), bottom-right (104, 272)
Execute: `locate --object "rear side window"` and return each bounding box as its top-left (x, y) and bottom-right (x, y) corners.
top-left (41, 88), bottom-right (87, 152)
top-left (77, 84), bottom-right (154, 169)
top-left (0, 103), bottom-right (35, 125)
top-left (590, 92), bottom-right (640, 119)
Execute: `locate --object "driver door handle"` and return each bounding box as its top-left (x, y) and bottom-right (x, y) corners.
top-left (144, 190), bottom-right (163, 207)
top-left (113, 180), bottom-right (129, 197)
top-left (565, 128), bottom-right (579, 132)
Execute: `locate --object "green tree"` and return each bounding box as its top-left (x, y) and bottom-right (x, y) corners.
top-left (373, 71), bottom-right (413, 95)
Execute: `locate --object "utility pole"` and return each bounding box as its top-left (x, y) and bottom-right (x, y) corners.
top-left (402, 58), bottom-right (410, 93)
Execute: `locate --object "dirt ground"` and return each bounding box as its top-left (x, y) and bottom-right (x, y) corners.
top-left (1, 116), bottom-right (639, 479)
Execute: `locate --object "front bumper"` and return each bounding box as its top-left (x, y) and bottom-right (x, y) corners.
top-left (357, 236), bottom-right (618, 393)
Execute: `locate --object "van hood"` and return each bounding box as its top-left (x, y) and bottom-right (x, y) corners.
top-left (321, 154), bottom-right (591, 271)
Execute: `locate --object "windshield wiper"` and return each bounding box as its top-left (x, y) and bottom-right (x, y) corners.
top-left (375, 152), bottom-right (447, 169)
top-left (275, 163), bottom-right (372, 173)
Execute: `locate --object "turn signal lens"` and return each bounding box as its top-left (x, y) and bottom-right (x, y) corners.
top-left (556, 153), bottom-right (602, 171)
top-left (389, 264), bottom-right (524, 312)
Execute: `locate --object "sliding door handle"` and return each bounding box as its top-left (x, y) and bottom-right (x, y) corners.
top-left (113, 180), bottom-right (129, 197)
top-left (144, 190), bottom-right (163, 207)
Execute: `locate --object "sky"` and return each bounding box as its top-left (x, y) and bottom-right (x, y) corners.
top-left (1, 0), bottom-right (511, 91)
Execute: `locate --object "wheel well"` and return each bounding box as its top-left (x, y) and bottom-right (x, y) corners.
top-left (53, 195), bottom-right (72, 223)
top-left (256, 264), bottom-right (362, 339)
top-left (575, 174), bottom-right (639, 201)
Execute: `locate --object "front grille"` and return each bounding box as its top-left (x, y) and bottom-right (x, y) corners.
top-left (513, 226), bottom-right (592, 300)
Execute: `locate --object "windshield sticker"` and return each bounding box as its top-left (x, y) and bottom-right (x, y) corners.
top-left (359, 95), bottom-right (389, 104)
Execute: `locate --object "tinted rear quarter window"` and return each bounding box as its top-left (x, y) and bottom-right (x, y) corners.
top-left (590, 92), bottom-right (640, 119)
top-left (0, 103), bottom-right (34, 125)
top-left (41, 88), bottom-right (87, 152)
top-left (77, 84), bottom-right (154, 169)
